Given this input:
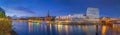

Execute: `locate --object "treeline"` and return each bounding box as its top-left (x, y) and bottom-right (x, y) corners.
top-left (0, 8), bottom-right (13, 35)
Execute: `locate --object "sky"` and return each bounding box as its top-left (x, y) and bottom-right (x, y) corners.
top-left (0, 0), bottom-right (120, 17)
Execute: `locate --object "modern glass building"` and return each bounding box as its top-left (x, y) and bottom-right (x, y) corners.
top-left (86, 7), bottom-right (99, 19)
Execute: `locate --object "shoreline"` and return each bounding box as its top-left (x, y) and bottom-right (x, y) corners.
top-left (10, 30), bottom-right (17, 35)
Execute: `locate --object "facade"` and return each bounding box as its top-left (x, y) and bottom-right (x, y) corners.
top-left (55, 15), bottom-right (72, 21)
top-left (86, 7), bottom-right (99, 19)
top-left (72, 14), bottom-right (86, 19)
top-left (71, 14), bottom-right (86, 21)
top-left (55, 14), bottom-right (87, 21)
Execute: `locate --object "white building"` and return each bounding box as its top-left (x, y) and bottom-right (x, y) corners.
top-left (86, 7), bottom-right (99, 19)
top-left (71, 14), bottom-right (87, 22)
top-left (55, 15), bottom-right (72, 21)
top-left (72, 14), bottom-right (86, 19)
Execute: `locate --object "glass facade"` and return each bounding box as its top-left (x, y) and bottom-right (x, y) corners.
top-left (86, 7), bottom-right (99, 19)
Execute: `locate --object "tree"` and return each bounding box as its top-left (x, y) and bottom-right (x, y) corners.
top-left (0, 9), bottom-right (6, 18)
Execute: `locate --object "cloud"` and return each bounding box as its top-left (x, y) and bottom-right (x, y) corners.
top-left (1, 6), bottom-right (37, 17)
top-left (11, 7), bottom-right (35, 13)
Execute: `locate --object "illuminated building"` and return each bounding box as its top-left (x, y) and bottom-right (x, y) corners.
top-left (99, 17), bottom-right (113, 24)
top-left (86, 7), bottom-right (99, 19)
top-left (45, 11), bottom-right (52, 21)
top-left (72, 14), bottom-right (86, 19)
top-left (71, 14), bottom-right (87, 21)
top-left (55, 14), bottom-right (72, 21)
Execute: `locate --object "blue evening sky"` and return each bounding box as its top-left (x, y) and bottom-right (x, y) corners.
top-left (0, 0), bottom-right (120, 17)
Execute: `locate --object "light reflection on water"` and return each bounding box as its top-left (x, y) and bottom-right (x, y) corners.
top-left (12, 21), bottom-right (120, 35)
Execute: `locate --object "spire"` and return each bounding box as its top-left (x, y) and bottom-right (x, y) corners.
top-left (47, 10), bottom-right (50, 17)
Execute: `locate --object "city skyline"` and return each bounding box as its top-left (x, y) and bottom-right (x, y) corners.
top-left (0, 0), bottom-right (120, 35)
top-left (0, 0), bottom-right (120, 18)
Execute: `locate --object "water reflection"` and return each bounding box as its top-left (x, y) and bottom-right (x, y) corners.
top-left (13, 21), bottom-right (120, 35)
top-left (112, 24), bottom-right (120, 35)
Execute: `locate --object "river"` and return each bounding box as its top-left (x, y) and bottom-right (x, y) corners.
top-left (12, 21), bottom-right (120, 35)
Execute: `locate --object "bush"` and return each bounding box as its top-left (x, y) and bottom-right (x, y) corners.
top-left (0, 20), bottom-right (12, 35)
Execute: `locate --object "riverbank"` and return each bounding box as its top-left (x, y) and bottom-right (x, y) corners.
top-left (10, 30), bottom-right (17, 35)
top-left (0, 20), bottom-right (17, 35)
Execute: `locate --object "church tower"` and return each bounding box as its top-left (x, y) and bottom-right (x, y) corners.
top-left (46, 10), bottom-right (50, 17)
top-left (45, 10), bottom-right (52, 21)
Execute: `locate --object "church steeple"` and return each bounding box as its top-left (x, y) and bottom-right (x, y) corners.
top-left (45, 10), bottom-right (52, 21)
top-left (47, 10), bottom-right (50, 17)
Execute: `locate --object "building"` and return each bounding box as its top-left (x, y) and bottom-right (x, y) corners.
top-left (86, 7), bottom-right (99, 19)
top-left (45, 11), bottom-right (52, 21)
top-left (72, 14), bottom-right (86, 19)
top-left (99, 17), bottom-right (113, 24)
top-left (55, 15), bottom-right (72, 21)
top-left (71, 14), bottom-right (87, 21)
